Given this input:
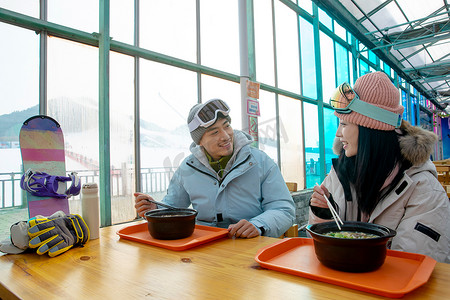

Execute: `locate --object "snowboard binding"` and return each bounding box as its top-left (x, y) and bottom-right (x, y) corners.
top-left (20, 169), bottom-right (81, 199)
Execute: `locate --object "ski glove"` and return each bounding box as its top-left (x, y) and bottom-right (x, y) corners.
top-left (0, 211), bottom-right (66, 255)
top-left (28, 214), bottom-right (90, 257)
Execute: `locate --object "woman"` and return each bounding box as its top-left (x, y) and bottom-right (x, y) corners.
top-left (310, 72), bottom-right (450, 263)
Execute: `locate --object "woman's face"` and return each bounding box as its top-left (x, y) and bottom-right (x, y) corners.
top-left (336, 119), bottom-right (359, 157)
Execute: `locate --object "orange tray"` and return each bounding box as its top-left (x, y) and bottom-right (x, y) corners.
top-left (117, 223), bottom-right (228, 251)
top-left (255, 238), bottom-right (436, 298)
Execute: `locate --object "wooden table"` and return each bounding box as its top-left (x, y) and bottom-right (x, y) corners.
top-left (0, 221), bottom-right (449, 299)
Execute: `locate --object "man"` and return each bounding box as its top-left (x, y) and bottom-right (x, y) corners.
top-left (135, 98), bottom-right (295, 238)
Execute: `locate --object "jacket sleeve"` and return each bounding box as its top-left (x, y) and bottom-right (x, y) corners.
top-left (390, 174), bottom-right (450, 263)
top-left (248, 161), bottom-right (296, 238)
top-left (162, 168), bottom-right (191, 208)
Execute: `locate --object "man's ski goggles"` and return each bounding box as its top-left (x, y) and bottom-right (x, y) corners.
top-left (330, 82), bottom-right (402, 128)
top-left (188, 99), bottom-right (230, 132)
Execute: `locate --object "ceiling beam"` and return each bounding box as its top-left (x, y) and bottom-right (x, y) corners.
top-left (412, 74), bottom-right (450, 83)
top-left (365, 8), bottom-right (450, 35)
top-left (392, 32), bottom-right (450, 50)
top-left (403, 59), bottom-right (450, 72)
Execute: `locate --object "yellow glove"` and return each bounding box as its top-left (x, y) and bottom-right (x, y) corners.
top-left (28, 214), bottom-right (90, 257)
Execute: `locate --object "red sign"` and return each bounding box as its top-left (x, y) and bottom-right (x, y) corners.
top-left (246, 80), bottom-right (260, 99)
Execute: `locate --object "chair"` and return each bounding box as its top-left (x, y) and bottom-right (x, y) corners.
top-left (433, 163), bottom-right (450, 198)
top-left (433, 159), bottom-right (450, 165)
top-left (286, 182), bottom-right (297, 192)
top-left (279, 182), bottom-right (299, 238)
top-left (280, 224), bottom-right (298, 238)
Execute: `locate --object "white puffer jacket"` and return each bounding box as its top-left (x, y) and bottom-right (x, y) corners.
top-left (309, 121), bottom-right (450, 263)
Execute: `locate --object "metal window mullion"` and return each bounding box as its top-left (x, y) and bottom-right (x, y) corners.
top-left (351, 35), bottom-right (358, 84)
top-left (272, 0), bottom-right (281, 168)
top-left (297, 1), bottom-right (307, 187)
top-left (196, 0), bottom-right (202, 102)
top-left (134, 0), bottom-right (141, 199)
top-left (407, 83), bottom-right (413, 123)
top-left (238, 0), bottom-right (254, 138)
top-left (39, 0), bottom-right (47, 114)
top-left (0, 8), bottom-right (99, 46)
top-left (416, 91), bottom-right (421, 126)
top-left (312, 3), bottom-right (325, 181)
top-left (99, 0), bottom-right (111, 227)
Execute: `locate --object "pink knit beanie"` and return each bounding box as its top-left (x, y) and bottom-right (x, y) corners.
top-left (334, 72), bottom-right (404, 131)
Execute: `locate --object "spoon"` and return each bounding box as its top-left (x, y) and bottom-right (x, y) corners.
top-left (145, 199), bottom-right (180, 210)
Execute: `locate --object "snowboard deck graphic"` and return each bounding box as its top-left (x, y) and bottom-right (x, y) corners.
top-left (19, 115), bottom-right (70, 217)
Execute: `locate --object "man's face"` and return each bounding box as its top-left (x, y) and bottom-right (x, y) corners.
top-left (199, 118), bottom-right (234, 161)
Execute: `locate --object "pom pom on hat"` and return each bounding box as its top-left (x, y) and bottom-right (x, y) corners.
top-left (334, 72), bottom-right (404, 131)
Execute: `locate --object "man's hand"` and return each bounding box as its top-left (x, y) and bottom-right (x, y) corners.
top-left (227, 219), bottom-right (260, 238)
top-left (134, 192), bottom-right (157, 218)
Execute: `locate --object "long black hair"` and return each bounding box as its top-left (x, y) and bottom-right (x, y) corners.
top-left (334, 126), bottom-right (411, 215)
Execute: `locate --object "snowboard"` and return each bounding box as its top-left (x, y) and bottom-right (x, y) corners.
top-left (19, 115), bottom-right (70, 217)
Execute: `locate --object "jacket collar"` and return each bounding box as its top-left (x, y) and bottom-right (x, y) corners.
top-left (188, 130), bottom-right (253, 177)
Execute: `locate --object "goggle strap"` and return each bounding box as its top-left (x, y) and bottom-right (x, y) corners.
top-left (348, 100), bottom-right (402, 128)
top-left (188, 117), bottom-right (201, 132)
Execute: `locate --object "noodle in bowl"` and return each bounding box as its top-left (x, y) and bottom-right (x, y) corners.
top-left (306, 221), bottom-right (396, 272)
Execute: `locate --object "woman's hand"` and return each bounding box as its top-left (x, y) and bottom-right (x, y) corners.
top-left (228, 219), bottom-right (260, 238)
top-left (134, 192), bottom-right (157, 218)
top-left (310, 184), bottom-right (330, 208)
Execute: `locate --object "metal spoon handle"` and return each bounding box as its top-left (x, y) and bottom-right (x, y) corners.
top-left (146, 199), bottom-right (178, 210)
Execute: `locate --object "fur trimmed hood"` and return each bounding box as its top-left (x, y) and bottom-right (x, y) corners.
top-left (333, 120), bottom-right (437, 166)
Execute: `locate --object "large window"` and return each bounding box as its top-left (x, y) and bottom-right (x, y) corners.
top-left (111, 0), bottom-right (134, 45)
top-left (200, 0), bottom-right (239, 74)
top-left (48, 0), bottom-right (98, 33)
top-left (0, 0), bottom-right (38, 17)
top-left (279, 96), bottom-right (304, 189)
top-left (47, 38), bottom-right (99, 216)
top-left (320, 32), bottom-right (335, 101)
top-left (0, 0), bottom-right (430, 238)
top-left (201, 75), bottom-right (242, 130)
top-left (300, 17), bottom-right (316, 99)
top-left (140, 0), bottom-right (196, 62)
top-left (324, 108), bottom-right (339, 174)
top-left (139, 61), bottom-right (197, 201)
top-left (110, 52), bottom-right (135, 224)
top-left (254, 0), bottom-right (275, 86)
top-left (258, 90), bottom-right (278, 162)
top-left (275, 1), bottom-right (300, 93)
top-left (402, 89), bottom-right (408, 121)
top-left (304, 102), bottom-right (318, 188)
top-left (335, 42), bottom-right (349, 85)
top-left (0, 23), bottom-right (39, 215)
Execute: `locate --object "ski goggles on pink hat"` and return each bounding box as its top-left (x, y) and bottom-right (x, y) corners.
top-left (188, 99), bottom-right (230, 132)
top-left (330, 82), bottom-right (402, 128)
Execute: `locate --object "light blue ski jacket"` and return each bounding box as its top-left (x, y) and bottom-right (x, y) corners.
top-left (162, 130), bottom-right (296, 237)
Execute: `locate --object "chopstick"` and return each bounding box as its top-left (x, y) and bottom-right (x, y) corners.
top-left (315, 183), bottom-right (344, 230)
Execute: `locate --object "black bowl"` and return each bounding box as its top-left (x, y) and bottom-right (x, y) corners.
top-left (306, 221), bottom-right (396, 272)
top-left (144, 208), bottom-right (198, 240)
